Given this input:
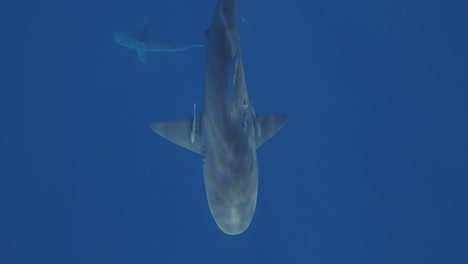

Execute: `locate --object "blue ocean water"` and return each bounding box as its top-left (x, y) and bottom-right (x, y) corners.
top-left (2, 0), bottom-right (467, 263)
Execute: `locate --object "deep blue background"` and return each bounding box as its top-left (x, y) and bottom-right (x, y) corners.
top-left (2, 0), bottom-right (467, 263)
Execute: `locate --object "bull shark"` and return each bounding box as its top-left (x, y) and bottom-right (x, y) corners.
top-left (114, 17), bottom-right (203, 65)
top-left (149, 0), bottom-right (287, 235)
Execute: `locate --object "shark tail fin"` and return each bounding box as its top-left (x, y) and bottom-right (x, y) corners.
top-left (150, 113), bottom-right (202, 154)
top-left (255, 114), bottom-right (287, 149)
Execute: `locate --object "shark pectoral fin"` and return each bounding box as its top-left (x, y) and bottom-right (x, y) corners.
top-left (255, 114), bottom-right (288, 149)
top-left (136, 49), bottom-right (148, 65)
top-left (149, 113), bottom-right (202, 154)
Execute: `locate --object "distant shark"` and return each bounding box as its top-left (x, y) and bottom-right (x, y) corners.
top-left (149, 0), bottom-right (287, 235)
top-left (114, 17), bottom-right (202, 64)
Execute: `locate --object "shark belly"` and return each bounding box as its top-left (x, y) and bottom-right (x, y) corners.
top-left (201, 0), bottom-right (258, 235)
top-left (202, 114), bottom-right (258, 235)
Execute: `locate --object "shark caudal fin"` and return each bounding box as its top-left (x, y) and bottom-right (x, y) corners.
top-left (254, 114), bottom-right (288, 149)
top-left (149, 112), bottom-right (202, 154)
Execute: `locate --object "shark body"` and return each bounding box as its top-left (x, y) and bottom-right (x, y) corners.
top-left (114, 18), bottom-right (202, 64)
top-left (150, 0), bottom-right (287, 235)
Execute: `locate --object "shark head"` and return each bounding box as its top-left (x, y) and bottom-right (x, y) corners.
top-left (114, 31), bottom-right (144, 49)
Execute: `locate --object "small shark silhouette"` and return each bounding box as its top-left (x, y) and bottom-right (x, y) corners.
top-left (114, 17), bottom-right (202, 64)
